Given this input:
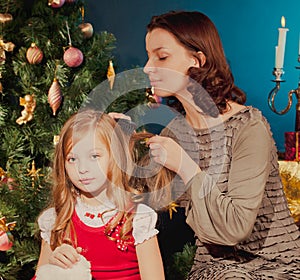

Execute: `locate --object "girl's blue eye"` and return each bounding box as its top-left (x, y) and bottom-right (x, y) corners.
top-left (67, 156), bottom-right (77, 163)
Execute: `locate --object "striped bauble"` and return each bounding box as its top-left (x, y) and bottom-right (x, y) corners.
top-left (26, 43), bottom-right (43, 65)
top-left (48, 78), bottom-right (62, 116)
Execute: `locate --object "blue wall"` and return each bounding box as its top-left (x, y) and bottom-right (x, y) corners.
top-left (86, 0), bottom-right (300, 151)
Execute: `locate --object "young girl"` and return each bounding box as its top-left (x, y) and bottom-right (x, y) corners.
top-left (33, 109), bottom-right (165, 280)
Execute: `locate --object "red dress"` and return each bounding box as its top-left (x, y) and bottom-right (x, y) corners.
top-left (33, 202), bottom-right (158, 280)
top-left (72, 210), bottom-right (140, 280)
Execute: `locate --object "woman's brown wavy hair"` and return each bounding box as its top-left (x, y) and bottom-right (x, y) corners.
top-left (46, 109), bottom-right (149, 250)
top-left (147, 10), bottom-right (246, 116)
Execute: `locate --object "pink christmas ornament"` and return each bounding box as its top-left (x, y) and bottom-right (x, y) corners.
top-left (49, 0), bottom-right (65, 8)
top-left (0, 231), bottom-right (13, 251)
top-left (48, 78), bottom-right (62, 116)
top-left (63, 46), bottom-right (83, 67)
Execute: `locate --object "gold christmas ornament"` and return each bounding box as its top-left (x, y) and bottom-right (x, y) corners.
top-left (0, 38), bottom-right (15, 64)
top-left (53, 135), bottom-right (60, 145)
top-left (27, 160), bottom-right (43, 187)
top-left (78, 7), bottom-right (93, 39)
top-left (167, 201), bottom-right (179, 220)
top-left (26, 43), bottom-right (43, 65)
top-left (107, 60), bottom-right (115, 90)
top-left (0, 13), bottom-right (12, 24)
top-left (48, 78), bottom-right (62, 116)
top-left (0, 167), bottom-right (6, 179)
top-left (0, 217), bottom-right (16, 234)
top-left (78, 22), bottom-right (93, 39)
top-left (16, 94), bottom-right (36, 125)
top-left (27, 160), bottom-right (42, 180)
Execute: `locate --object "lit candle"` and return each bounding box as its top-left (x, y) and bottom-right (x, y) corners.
top-left (275, 16), bottom-right (289, 69)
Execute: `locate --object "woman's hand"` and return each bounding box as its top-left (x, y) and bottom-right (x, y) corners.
top-left (49, 243), bottom-right (82, 269)
top-left (148, 135), bottom-right (201, 184)
top-left (108, 112), bottom-right (131, 121)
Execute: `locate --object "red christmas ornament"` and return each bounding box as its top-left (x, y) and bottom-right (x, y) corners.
top-left (0, 217), bottom-right (16, 251)
top-left (63, 46), bottom-right (83, 67)
top-left (48, 78), bottom-right (62, 116)
top-left (26, 43), bottom-right (43, 64)
top-left (0, 231), bottom-right (12, 251)
top-left (0, 177), bottom-right (16, 190)
top-left (49, 0), bottom-right (65, 8)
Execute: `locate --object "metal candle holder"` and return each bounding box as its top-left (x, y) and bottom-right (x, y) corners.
top-left (268, 56), bottom-right (300, 131)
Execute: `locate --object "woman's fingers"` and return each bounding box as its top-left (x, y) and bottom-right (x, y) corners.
top-left (147, 135), bottom-right (201, 184)
top-left (108, 112), bottom-right (131, 121)
top-left (149, 142), bottom-right (167, 165)
top-left (148, 136), bottom-right (179, 170)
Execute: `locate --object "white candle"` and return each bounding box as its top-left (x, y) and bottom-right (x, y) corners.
top-left (275, 46), bottom-right (279, 68)
top-left (275, 16), bottom-right (289, 69)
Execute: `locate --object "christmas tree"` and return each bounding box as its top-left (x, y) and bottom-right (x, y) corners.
top-left (0, 0), bottom-right (138, 278)
top-left (0, 1), bottom-right (188, 279)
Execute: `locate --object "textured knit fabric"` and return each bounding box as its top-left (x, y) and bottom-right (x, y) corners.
top-left (160, 106), bottom-right (300, 279)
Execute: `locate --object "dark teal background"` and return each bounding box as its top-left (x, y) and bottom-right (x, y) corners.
top-left (86, 0), bottom-right (300, 152)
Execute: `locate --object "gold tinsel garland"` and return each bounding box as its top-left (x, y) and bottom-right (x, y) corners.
top-left (278, 160), bottom-right (300, 223)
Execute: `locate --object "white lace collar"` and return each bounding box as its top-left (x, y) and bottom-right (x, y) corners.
top-left (75, 196), bottom-right (117, 228)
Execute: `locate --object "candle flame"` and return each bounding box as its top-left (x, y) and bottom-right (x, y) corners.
top-left (281, 16), bottom-right (286, 28)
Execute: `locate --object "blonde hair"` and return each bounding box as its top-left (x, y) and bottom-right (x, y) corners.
top-left (48, 109), bottom-right (141, 250)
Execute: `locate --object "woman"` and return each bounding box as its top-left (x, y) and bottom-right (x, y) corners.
top-left (144, 10), bottom-right (300, 279)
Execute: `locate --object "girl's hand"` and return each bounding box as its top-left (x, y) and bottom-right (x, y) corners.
top-left (147, 135), bottom-right (201, 184)
top-left (49, 243), bottom-right (82, 269)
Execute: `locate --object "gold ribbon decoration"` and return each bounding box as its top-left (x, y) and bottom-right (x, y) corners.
top-left (48, 0), bottom-right (61, 5)
top-left (0, 167), bottom-right (6, 178)
top-left (0, 38), bottom-right (15, 64)
top-left (0, 217), bottom-right (16, 234)
top-left (0, 13), bottom-right (13, 24)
